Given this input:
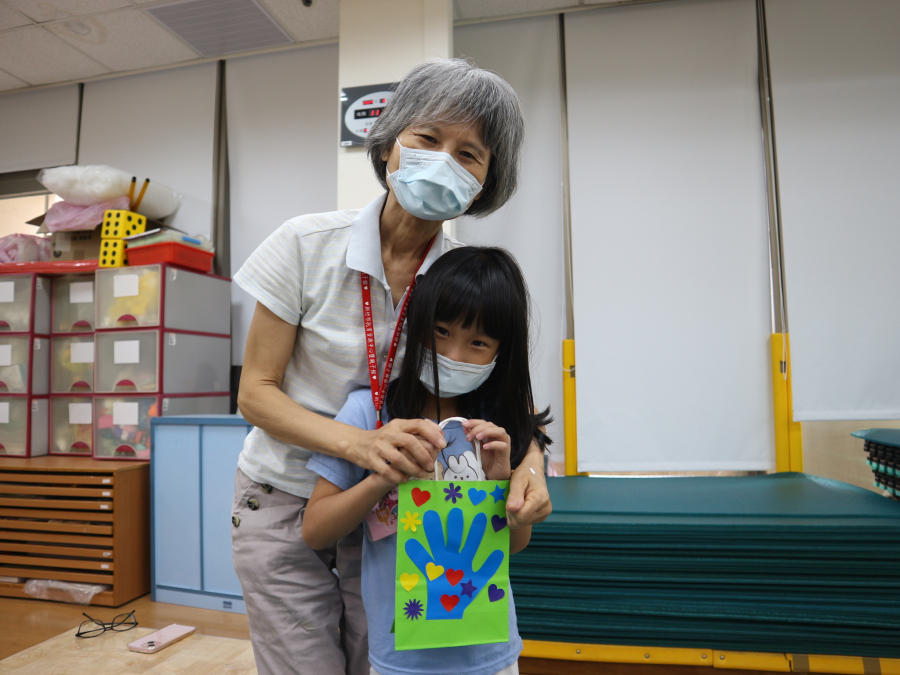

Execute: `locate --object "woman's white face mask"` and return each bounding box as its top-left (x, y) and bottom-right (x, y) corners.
top-left (419, 351), bottom-right (496, 397)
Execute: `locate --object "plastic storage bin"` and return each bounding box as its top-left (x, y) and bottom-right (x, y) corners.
top-left (94, 330), bottom-right (159, 393)
top-left (94, 395), bottom-right (229, 460)
top-left (151, 415), bottom-right (252, 613)
top-left (94, 330), bottom-right (230, 394)
top-left (0, 335), bottom-right (49, 395)
top-left (50, 396), bottom-right (94, 454)
top-left (0, 396), bottom-right (48, 456)
top-left (50, 335), bottom-right (94, 393)
top-left (0, 274), bottom-right (50, 334)
top-left (51, 274), bottom-right (95, 333)
top-left (127, 242), bottom-right (214, 274)
top-left (95, 265), bottom-right (230, 334)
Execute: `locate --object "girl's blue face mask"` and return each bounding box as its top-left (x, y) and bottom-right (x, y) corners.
top-left (387, 139), bottom-right (483, 221)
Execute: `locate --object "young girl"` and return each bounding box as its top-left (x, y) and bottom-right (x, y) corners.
top-left (304, 246), bottom-right (551, 675)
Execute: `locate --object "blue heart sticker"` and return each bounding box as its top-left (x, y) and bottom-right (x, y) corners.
top-left (468, 488), bottom-right (487, 505)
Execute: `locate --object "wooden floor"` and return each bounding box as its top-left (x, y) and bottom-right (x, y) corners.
top-left (0, 593), bottom-right (250, 661)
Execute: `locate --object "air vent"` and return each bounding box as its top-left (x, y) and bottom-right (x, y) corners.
top-left (147, 0), bottom-right (293, 58)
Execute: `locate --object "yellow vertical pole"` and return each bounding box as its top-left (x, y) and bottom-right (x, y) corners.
top-left (771, 333), bottom-right (803, 473)
top-left (563, 339), bottom-right (579, 476)
top-left (784, 334), bottom-right (803, 472)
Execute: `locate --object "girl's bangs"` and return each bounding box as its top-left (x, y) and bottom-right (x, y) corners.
top-left (431, 257), bottom-right (518, 343)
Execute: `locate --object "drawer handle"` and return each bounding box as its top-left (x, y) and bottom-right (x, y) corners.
top-left (72, 320), bottom-right (93, 331)
top-left (69, 442), bottom-right (91, 453)
top-left (70, 381), bottom-right (92, 393)
top-left (114, 445), bottom-right (137, 457)
top-left (114, 379), bottom-right (138, 392)
top-left (115, 314), bottom-right (139, 326)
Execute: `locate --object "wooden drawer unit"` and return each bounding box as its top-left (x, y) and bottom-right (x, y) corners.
top-left (0, 456), bottom-right (149, 607)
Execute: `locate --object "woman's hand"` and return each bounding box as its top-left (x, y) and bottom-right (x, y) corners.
top-left (506, 442), bottom-right (552, 529)
top-left (462, 419), bottom-right (511, 481)
top-left (350, 418), bottom-right (446, 484)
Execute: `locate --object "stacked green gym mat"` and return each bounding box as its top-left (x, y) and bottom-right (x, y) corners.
top-left (509, 473), bottom-right (900, 657)
top-left (854, 428), bottom-right (900, 501)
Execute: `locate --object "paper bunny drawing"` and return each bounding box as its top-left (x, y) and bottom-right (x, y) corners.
top-left (435, 450), bottom-right (486, 482)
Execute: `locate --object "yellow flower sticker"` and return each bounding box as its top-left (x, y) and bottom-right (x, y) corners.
top-left (401, 511), bottom-right (422, 532)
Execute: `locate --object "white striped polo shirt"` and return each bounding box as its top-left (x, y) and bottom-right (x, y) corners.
top-left (233, 193), bottom-right (464, 498)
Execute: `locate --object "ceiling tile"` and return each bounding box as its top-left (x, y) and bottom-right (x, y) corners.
top-left (0, 25), bottom-right (109, 84)
top-left (257, 0), bottom-right (338, 43)
top-left (0, 68), bottom-right (27, 91)
top-left (48, 8), bottom-right (199, 71)
top-left (0, 1), bottom-right (32, 29)
top-left (4, 0), bottom-right (130, 22)
top-left (455, 0), bottom-right (575, 20)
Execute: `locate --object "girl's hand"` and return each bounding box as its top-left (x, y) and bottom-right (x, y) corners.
top-left (462, 419), bottom-right (511, 481)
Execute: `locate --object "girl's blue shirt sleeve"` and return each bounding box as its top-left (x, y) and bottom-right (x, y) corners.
top-left (307, 389), bottom-right (377, 490)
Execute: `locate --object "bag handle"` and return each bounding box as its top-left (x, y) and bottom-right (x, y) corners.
top-left (436, 417), bottom-right (483, 481)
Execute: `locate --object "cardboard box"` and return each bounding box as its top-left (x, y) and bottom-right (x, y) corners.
top-left (51, 227), bottom-right (103, 261)
top-left (28, 213), bottom-right (171, 262)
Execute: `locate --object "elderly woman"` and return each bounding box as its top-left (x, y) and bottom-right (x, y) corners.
top-left (232, 58), bottom-right (551, 675)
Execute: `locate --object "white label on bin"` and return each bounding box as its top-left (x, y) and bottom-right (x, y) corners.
top-left (162, 398), bottom-right (169, 412)
top-left (69, 403), bottom-right (92, 425)
top-left (0, 282), bottom-right (13, 303)
top-left (0, 402), bottom-right (8, 424)
top-left (101, 564), bottom-right (109, 568)
top-left (103, 551), bottom-right (111, 556)
top-left (114, 340), bottom-right (140, 364)
top-left (34, 338), bottom-right (40, 350)
top-left (36, 278), bottom-right (43, 290)
top-left (0, 345), bottom-right (10, 367)
top-left (102, 491), bottom-right (111, 497)
top-left (100, 505), bottom-right (109, 510)
top-left (168, 334), bottom-right (176, 346)
top-left (113, 401), bottom-right (139, 426)
top-left (31, 400), bottom-right (38, 412)
top-left (69, 281), bottom-right (94, 304)
top-left (113, 274), bottom-right (139, 298)
top-left (102, 478), bottom-right (111, 484)
top-left (71, 341), bottom-right (94, 364)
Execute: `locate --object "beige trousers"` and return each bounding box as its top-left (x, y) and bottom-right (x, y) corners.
top-left (232, 468), bottom-right (368, 675)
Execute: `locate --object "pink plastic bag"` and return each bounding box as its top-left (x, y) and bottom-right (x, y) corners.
top-left (43, 196), bottom-right (130, 233)
top-left (0, 234), bottom-right (52, 263)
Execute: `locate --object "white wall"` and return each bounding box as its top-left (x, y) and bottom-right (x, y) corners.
top-left (78, 63), bottom-right (218, 239)
top-left (766, 0), bottom-right (900, 421)
top-left (226, 44), bottom-right (339, 365)
top-left (566, 0), bottom-right (775, 472)
top-left (455, 15), bottom-right (567, 463)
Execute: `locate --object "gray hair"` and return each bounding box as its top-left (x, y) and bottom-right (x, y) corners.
top-left (366, 58), bottom-right (524, 218)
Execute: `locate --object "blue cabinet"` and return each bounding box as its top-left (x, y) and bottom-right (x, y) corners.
top-left (151, 415), bottom-right (251, 613)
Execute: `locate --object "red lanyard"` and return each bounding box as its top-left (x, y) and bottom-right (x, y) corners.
top-left (362, 236), bottom-right (435, 428)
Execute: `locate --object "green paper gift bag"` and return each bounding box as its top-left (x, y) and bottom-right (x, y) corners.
top-left (395, 417), bottom-right (511, 650)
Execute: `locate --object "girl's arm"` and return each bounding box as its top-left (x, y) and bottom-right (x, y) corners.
top-left (511, 526), bottom-right (531, 555)
top-left (238, 302), bottom-right (446, 483)
top-left (303, 474), bottom-right (396, 550)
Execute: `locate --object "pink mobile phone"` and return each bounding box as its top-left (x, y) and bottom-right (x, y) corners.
top-left (127, 624), bottom-right (196, 654)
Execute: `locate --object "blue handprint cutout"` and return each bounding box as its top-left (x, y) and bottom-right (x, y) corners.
top-left (405, 507), bottom-right (504, 620)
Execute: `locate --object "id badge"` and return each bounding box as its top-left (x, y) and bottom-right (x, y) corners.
top-left (365, 486), bottom-right (399, 540)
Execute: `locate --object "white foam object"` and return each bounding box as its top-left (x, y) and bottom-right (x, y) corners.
top-left (38, 165), bottom-right (181, 221)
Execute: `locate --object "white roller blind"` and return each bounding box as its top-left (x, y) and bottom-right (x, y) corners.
top-left (766, 1), bottom-right (900, 421)
top-left (226, 45), bottom-right (339, 365)
top-left (0, 85), bottom-right (79, 173)
top-left (455, 15), bottom-right (566, 462)
top-left (78, 63), bottom-right (218, 239)
top-left (567, 0), bottom-right (774, 472)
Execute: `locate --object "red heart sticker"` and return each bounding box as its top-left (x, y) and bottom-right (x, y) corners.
top-left (411, 487), bottom-right (431, 507)
top-left (445, 569), bottom-right (464, 586)
top-left (440, 594), bottom-right (460, 612)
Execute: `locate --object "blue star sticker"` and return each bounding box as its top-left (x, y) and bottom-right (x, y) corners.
top-left (460, 579), bottom-right (477, 598)
top-left (490, 484), bottom-right (507, 503)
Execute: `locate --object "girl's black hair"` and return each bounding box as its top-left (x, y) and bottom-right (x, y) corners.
top-left (387, 246), bottom-right (552, 469)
